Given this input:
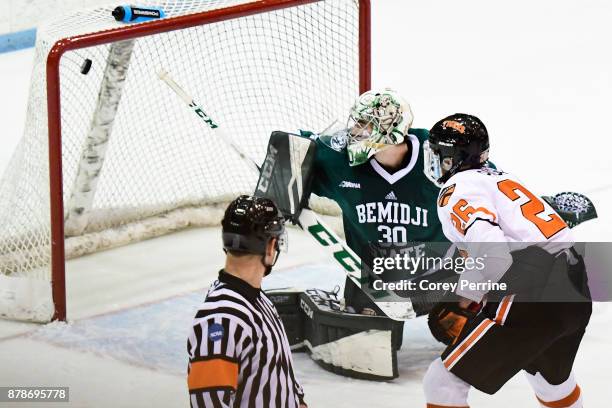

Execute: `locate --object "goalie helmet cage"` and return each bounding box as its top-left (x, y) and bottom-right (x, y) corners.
top-left (0, 0), bottom-right (371, 322)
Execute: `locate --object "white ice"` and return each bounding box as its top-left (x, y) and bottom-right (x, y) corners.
top-left (1, 0), bottom-right (611, 407)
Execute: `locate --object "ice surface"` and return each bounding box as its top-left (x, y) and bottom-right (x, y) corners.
top-left (1, 266), bottom-right (611, 407)
top-left (1, 0), bottom-right (611, 406)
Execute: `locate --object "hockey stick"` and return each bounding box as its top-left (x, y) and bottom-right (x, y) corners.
top-left (157, 69), bottom-right (415, 320)
top-left (156, 70), bottom-right (259, 175)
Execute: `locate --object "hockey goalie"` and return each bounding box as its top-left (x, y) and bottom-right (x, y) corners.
top-left (254, 89), bottom-right (475, 380)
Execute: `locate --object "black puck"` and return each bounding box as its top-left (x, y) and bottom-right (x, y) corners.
top-left (81, 59), bottom-right (92, 75)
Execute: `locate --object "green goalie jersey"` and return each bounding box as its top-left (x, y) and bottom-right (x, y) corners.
top-left (302, 128), bottom-right (447, 255)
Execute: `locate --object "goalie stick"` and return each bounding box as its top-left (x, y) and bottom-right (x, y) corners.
top-left (157, 69), bottom-right (416, 320)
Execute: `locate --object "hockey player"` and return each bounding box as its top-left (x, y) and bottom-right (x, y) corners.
top-left (186, 195), bottom-right (307, 408)
top-left (423, 114), bottom-right (591, 407)
top-left (300, 89), bottom-right (449, 316)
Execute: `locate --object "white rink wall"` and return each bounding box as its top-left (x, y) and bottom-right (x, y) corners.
top-left (0, 0), bottom-right (112, 33)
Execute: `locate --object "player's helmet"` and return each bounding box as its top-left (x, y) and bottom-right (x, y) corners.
top-left (425, 113), bottom-right (490, 186)
top-left (346, 89), bottom-right (414, 166)
top-left (222, 195), bottom-right (287, 257)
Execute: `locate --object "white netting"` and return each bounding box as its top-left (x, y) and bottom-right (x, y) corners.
top-left (0, 0), bottom-right (359, 321)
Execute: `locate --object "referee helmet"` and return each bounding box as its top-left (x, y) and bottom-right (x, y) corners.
top-left (222, 195), bottom-right (287, 257)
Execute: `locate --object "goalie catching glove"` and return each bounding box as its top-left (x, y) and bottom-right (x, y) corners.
top-left (543, 191), bottom-right (597, 228)
top-left (428, 295), bottom-right (482, 346)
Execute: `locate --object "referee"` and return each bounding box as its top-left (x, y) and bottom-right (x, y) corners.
top-left (187, 195), bottom-right (307, 408)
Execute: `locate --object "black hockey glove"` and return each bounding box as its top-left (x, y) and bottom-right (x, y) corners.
top-left (428, 297), bottom-right (481, 346)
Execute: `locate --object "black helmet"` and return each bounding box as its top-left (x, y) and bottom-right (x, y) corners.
top-left (425, 113), bottom-right (490, 185)
top-left (222, 195), bottom-right (286, 256)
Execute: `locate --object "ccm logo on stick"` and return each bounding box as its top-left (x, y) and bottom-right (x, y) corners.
top-left (257, 144), bottom-right (278, 194)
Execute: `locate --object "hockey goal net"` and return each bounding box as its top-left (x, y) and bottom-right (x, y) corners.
top-left (0, 0), bottom-right (369, 322)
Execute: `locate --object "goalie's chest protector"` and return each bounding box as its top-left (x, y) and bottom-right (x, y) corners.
top-left (312, 129), bottom-right (446, 254)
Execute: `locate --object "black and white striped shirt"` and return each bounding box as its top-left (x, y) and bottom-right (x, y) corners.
top-left (187, 270), bottom-right (305, 407)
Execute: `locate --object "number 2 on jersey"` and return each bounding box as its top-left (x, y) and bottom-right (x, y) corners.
top-left (497, 179), bottom-right (566, 238)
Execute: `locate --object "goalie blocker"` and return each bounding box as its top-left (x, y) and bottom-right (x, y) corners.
top-left (254, 130), bottom-right (316, 222)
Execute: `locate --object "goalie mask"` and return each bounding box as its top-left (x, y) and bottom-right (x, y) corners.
top-left (222, 195), bottom-right (287, 274)
top-left (425, 113), bottom-right (490, 186)
top-left (346, 89), bottom-right (414, 166)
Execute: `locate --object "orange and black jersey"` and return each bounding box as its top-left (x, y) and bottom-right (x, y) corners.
top-left (187, 270), bottom-right (305, 408)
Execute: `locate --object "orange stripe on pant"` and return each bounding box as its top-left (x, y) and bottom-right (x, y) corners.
top-left (444, 320), bottom-right (494, 370)
top-left (494, 295), bottom-right (513, 325)
top-left (188, 358), bottom-right (239, 391)
top-left (536, 385), bottom-right (581, 408)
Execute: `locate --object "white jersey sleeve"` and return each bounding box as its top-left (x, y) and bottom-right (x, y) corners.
top-left (436, 169), bottom-right (499, 243)
top-left (436, 167), bottom-right (573, 302)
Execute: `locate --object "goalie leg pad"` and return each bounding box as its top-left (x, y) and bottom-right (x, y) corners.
top-left (299, 289), bottom-right (399, 381)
